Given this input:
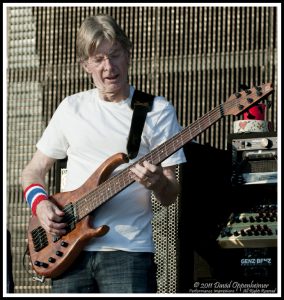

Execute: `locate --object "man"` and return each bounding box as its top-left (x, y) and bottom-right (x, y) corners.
top-left (22, 14), bottom-right (186, 293)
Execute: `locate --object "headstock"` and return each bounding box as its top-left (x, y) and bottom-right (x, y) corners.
top-left (224, 83), bottom-right (274, 116)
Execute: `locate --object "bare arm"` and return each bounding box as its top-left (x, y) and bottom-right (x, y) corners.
top-left (22, 149), bottom-right (56, 189)
top-left (22, 150), bottom-right (67, 236)
top-left (130, 162), bottom-right (180, 206)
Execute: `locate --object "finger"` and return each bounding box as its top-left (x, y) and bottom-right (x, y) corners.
top-left (131, 171), bottom-right (144, 183)
top-left (50, 222), bottom-right (67, 236)
top-left (130, 165), bottom-right (147, 180)
top-left (41, 222), bottom-right (66, 236)
top-left (142, 161), bottom-right (156, 173)
top-left (145, 180), bottom-right (152, 189)
top-left (54, 206), bottom-right (65, 216)
top-left (133, 162), bottom-right (155, 179)
top-left (42, 209), bottom-right (66, 231)
top-left (142, 161), bottom-right (162, 176)
top-left (44, 219), bottom-right (67, 236)
top-left (130, 171), bottom-right (151, 188)
top-left (50, 209), bottom-right (65, 223)
top-left (49, 227), bottom-right (67, 236)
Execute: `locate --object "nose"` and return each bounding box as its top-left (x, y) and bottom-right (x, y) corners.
top-left (103, 56), bottom-right (114, 70)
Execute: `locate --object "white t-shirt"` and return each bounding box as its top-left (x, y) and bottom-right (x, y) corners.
top-left (36, 86), bottom-right (186, 252)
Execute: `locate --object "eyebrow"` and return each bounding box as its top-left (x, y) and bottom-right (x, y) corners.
top-left (94, 46), bottom-right (122, 56)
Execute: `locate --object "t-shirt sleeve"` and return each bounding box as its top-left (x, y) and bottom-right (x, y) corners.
top-left (36, 99), bottom-right (69, 159)
top-left (149, 100), bottom-right (187, 167)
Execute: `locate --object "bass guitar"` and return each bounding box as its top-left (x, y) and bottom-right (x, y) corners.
top-left (27, 82), bottom-right (274, 279)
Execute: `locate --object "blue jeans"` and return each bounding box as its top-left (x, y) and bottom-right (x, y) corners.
top-left (51, 251), bottom-right (157, 293)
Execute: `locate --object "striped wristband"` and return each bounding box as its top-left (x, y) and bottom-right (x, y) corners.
top-left (24, 183), bottom-right (48, 216)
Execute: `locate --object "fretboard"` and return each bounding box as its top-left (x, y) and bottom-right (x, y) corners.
top-left (74, 103), bottom-right (224, 220)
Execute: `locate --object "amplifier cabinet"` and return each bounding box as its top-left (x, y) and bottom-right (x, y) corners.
top-left (228, 132), bottom-right (277, 185)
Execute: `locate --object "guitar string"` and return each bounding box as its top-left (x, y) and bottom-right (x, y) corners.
top-left (71, 91), bottom-right (252, 214)
top-left (49, 88), bottom-right (269, 230)
top-left (64, 91), bottom-right (264, 223)
top-left (69, 98), bottom-right (234, 217)
top-left (71, 104), bottom-right (223, 218)
top-left (32, 89), bottom-right (269, 245)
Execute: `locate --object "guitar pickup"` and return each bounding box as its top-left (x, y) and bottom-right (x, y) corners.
top-left (31, 226), bottom-right (48, 252)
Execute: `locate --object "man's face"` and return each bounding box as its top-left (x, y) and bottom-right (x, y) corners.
top-left (85, 40), bottom-right (130, 100)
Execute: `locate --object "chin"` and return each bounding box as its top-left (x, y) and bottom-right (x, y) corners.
top-left (107, 83), bottom-right (125, 92)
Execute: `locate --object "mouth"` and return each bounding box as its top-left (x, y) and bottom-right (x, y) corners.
top-left (105, 74), bottom-right (119, 81)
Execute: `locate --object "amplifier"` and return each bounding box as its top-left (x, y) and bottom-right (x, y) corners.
top-left (217, 204), bottom-right (277, 249)
top-left (228, 132), bottom-right (277, 185)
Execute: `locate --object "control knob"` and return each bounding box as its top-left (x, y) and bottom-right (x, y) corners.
top-left (260, 138), bottom-right (273, 148)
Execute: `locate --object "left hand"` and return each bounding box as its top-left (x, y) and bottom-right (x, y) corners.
top-left (130, 160), bottom-right (166, 191)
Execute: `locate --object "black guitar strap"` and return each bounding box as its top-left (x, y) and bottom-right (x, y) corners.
top-left (127, 89), bottom-right (155, 159)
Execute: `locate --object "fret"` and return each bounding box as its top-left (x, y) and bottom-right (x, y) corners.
top-left (73, 83), bottom-right (273, 221)
top-left (147, 151), bottom-right (154, 165)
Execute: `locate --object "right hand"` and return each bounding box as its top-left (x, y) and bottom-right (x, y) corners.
top-left (36, 200), bottom-right (67, 236)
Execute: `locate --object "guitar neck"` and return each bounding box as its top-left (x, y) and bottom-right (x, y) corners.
top-left (75, 104), bottom-right (224, 220)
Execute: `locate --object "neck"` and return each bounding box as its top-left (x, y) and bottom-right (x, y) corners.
top-left (99, 84), bottom-right (130, 103)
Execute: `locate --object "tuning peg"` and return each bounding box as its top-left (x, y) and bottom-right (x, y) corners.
top-left (239, 84), bottom-right (250, 90)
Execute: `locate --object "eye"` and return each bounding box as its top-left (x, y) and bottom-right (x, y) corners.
top-left (109, 52), bottom-right (121, 59)
top-left (93, 57), bottom-right (104, 64)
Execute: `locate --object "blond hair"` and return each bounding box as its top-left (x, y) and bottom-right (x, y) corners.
top-left (76, 14), bottom-right (132, 62)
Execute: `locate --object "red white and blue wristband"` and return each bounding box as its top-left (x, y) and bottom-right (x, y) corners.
top-left (24, 183), bottom-right (48, 216)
